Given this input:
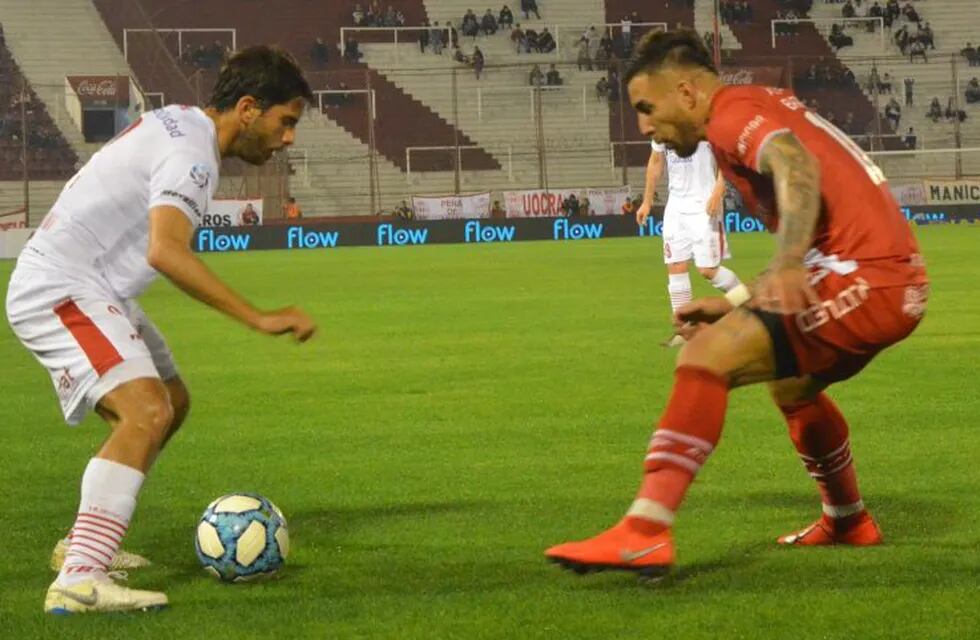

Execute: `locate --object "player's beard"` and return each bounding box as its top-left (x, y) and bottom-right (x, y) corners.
top-left (670, 120), bottom-right (702, 158)
top-left (235, 123), bottom-right (274, 165)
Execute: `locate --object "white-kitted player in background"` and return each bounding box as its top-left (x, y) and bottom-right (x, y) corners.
top-left (5, 46), bottom-right (316, 615)
top-left (636, 139), bottom-right (745, 346)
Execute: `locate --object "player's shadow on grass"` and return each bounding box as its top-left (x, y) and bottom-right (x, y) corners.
top-left (287, 500), bottom-right (486, 533)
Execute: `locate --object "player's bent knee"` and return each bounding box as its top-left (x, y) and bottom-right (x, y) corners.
top-left (698, 267), bottom-right (717, 280)
top-left (122, 396), bottom-right (174, 448)
top-left (165, 377), bottom-right (191, 433)
top-left (676, 309), bottom-right (779, 387)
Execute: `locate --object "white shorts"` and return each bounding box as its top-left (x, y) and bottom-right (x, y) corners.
top-left (662, 211), bottom-right (731, 268)
top-left (5, 261), bottom-right (178, 426)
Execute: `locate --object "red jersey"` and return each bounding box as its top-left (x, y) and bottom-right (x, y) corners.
top-left (706, 85), bottom-right (925, 287)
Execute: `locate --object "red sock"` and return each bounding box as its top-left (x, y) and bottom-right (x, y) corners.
top-left (780, 393), bottom-right (865, 529)
top-left (627, 366), bottom-right (728, 535)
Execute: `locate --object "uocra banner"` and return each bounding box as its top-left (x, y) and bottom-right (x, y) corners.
top-left (411, 192), bottom-right (491, 220)
top-left (504, 188), bottom-right (580, 218)
top-left (205, 198), bottom-right (263, 227)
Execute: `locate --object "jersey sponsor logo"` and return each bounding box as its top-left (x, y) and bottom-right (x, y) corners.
top-left (736, 115), bottom-right (767, 157)
top-left (189, 164), bottom-right (211, 189)
top-left (56, 367), bottom-right (76, 401)
top-left (795, 277), bottom-right (871, 334)
top-left (160, 190), bottom-right (202, 219)
top-left (153, 109), bottom-right (186, 138)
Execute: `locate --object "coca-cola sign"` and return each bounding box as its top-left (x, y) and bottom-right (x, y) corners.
top-left (67, 75), bottom-right (130, 106)
top-left (720, 65), bottom-right (789, 88)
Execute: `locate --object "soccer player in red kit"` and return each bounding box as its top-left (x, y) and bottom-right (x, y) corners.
top-left (545, 29), bottom-right (928, 577)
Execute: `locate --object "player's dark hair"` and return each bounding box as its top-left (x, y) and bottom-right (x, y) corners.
top-left (624, 29), bottom-right (717, 85)
top-left (207, 45), bottom-right (313, 111)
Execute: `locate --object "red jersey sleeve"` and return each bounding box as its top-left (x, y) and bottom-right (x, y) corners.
top-left (707, 90), bottom-right (792, 172)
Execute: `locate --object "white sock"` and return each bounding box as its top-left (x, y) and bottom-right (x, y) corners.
top-left (58, 458), bottom-right (145, 586)
top-left (667, 273), bottom-right (693, 314)
top-left (709, 266), bottom-right (741, 293)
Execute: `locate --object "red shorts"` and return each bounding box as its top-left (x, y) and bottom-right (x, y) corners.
top-left (753, 262), bottom-right (929, 383)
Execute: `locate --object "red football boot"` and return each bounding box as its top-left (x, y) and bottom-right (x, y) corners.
top-left (778, 511), bottom-right (883, 546)
top-left (545, 519), bottom-right (675, 578)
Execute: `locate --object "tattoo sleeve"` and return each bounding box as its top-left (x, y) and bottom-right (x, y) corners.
top-left (757, 132), bottom-right (821, 263)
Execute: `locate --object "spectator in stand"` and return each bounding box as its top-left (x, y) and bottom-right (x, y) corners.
top-left (595, 76), bottom-right (610, 101)
top-left (521, 0), bottom-right (541, 20)
top-left (960, 43), bottom-right (979, 67)
top-left (431, 22), bottom-right (445, 54)
top-left (562, 194), bottom-right (580, 217)
top-left (283, 197), bottom-right (302, 220)
top-left (511, 23), bottom-right (528, 53)
top-left (310, 38), bottom-right (329, 67)
top-left (343, 37), bottom-right (363, 62)
top-left (491, 200), bottom-right (506, 218)
top-left (966, 77), bottom-right (980, 104)
top-left (842, 111), bottom-right (857, 134)
top-left (903, 127), bottom-right (916, 150)
top-left (829, 24), bottom-right (854, 50)
top-left (842, 0), bottom-right (856, 18)
top-left (894, 25), bottom-right (910, 54)
top-left (868, 1), bottom-right (883, 19)
top-left (525, 27), bottom-right (540, 52)
top-left (909, 39), bottom-right (927, 63)
top-left (462, 10), bottom-right (479, 38)
top-left (499, 5), bottom-right (515, 29)
top-left (880, 71), bottom-right (893, 93)
top-left (904, 76), bottom-right (914, 106)
top-left (481, 9), bottom-right (498, 35)
top-left (945, 96), bottom-right (966, 122)
top-left (885, 97), bottom-right (901, 129)
top-left (537, 27), bottom-right (556, 53)
top-left (395, 201), bottom-right (415, 220)
top-left (607, 68), bottom-right (621, 101)
top-left (472, 46), bottom-right (485, 79)
top-left (621, 198), bottom-right (635, 216)
top-left (382, 5), bottom-right (398, 27)
top-left (918, 23), bottom-right (934, 50)
top-left (528, 64), bottom-right (544, 86)
top-left (448, 20), bottom-right (460, 48)
top-left (927, 97), bottom-right (942, 122)
top-left (576, 37), bottom-right (593, 71)
top-left (453, 46), bottom-right (469, 64)
top-left (419, 19), bottom-right (430, 53)
top-left (546, 63), bottom-right (563, 85)
top-left (901, 1), bottom-right (920, 24)
top-left (352, 3), bottom-right (365, 25)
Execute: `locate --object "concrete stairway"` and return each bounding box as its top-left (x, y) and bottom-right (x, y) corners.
top-left (0, 0), bottom-right (135, 156)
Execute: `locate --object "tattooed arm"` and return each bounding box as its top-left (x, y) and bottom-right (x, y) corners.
top-left (752, 132), bottom-right (822, 313)
top-left (757, 132), bottom-right (821, 265)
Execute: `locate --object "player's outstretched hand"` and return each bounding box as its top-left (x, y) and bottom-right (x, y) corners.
top-left (752, 261), bottom-right (820, 314)
top-left (636, 200), bottom-right (652, 226)
top-left (674, 297), bottom-right (734, 328)
top-left (254, 306), bottom-right (317, 343)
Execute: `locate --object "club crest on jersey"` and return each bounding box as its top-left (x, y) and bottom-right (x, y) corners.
top-left (190, 164), bottom-right (211, 189)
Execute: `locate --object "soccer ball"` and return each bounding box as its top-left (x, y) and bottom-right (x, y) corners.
top-left (195, 493), bottom-right (290, 582)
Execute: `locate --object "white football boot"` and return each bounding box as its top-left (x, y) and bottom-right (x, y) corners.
top-left (49, 538), bottom-right (151, 572)
top-left (44, 573), bottom-right (168, 614)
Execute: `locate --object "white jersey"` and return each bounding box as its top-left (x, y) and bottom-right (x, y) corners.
top-left (650, 140), bottom-right (718, 216)
top-left (21, 105), bottom-right (220, 300)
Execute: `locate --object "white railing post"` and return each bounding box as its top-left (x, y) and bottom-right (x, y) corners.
top-left (232, 29), bottom-right (237, 52)
top-left (771, 20), bottom-right (777, 48)
top-left (123, 29), bottom-right (129, 61)
top-left (406, 148), bottom-right (412, 183)
top-left (178, 31), bottom-right (183, 58)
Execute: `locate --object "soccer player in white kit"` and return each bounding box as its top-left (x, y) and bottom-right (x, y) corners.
top-left (635, 140), bottom-right (744, 345)
top-left (5, 46), bottom-right (317, 614)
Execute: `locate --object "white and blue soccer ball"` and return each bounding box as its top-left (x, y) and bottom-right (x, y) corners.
top-left (195, 493), bottom-right (290, 582)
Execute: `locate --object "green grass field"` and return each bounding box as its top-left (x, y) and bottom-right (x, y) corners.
top-left (1, 226), bottom-right (978, 639)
